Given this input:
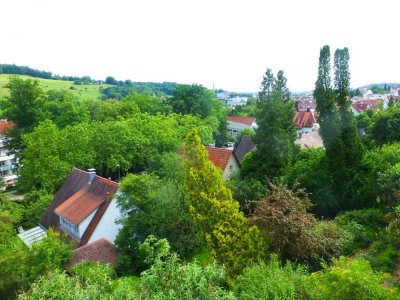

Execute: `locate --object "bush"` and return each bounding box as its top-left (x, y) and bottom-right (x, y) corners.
top-left (233, 255), bottom-right (309, 300)
top-left (334, 208), bottom-right (385, 255)
top-left (307, 257), bottom-right (399, 300)
top-left (367, 240), bottom-right (400, 273)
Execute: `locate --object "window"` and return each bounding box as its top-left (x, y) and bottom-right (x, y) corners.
top-left (60, 217), bottom-right (79, 237)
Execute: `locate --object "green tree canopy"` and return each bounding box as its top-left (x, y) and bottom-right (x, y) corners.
top-left (251, 69), bottom-right (298, 180)
top-left (170, 84), bottom-right (222, 119)
top-left (183, 129), bottom-right (265, 278)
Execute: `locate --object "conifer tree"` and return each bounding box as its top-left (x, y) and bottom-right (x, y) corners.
top-left (315, 46), bottom-right (363, 211)
top-left (252, 69), bottom-right (297, 179)
top-left (183, 129), bottom-right (265, 278)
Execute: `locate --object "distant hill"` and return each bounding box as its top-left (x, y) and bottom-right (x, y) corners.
top-left (0, 74), bottom-right (108, 101)
top-left (359, 83), bottom-right (400, 89)
top-left (0, 64), bottom-right (178, 100)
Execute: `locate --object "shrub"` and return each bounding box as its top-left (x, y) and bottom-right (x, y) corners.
top-left (233, 254), bottom-right (309, 300)
top-left (307, 257), bottom-right (399, 300)
top-left (334, 208), bottom-right (385, 255)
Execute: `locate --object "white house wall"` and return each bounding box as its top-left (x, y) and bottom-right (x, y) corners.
top-left (87, 197), bottom-right (122, 245)
top-left (222, 155), bottom-right (240, 180)
top-left (78, 209), bottom-right (97, 239)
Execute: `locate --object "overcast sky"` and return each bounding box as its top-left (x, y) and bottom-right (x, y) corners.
top-left (1, 0), bottom-right (399, 92)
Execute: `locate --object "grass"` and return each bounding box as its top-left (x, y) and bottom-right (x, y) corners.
top-left (0, 74), bottom-right (113, 101)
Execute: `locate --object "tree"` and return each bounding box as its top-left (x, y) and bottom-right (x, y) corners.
top-left (0, 219), bottom-right (72, 299)
top-left (252, 69), bottom-right (298, 179)
top-left (105, 76), bottom-right (117, 85)
top-left (314, 46), bottom-right (363, 211)
top-left (183, 129), bottom-right (265, 278)
top-left (1, 76), bottom-right (47, 131)
top-left (170, 84), bottom-right (222, 119)
top-left (370, 106), bottom-right (400, 146)
top-left (137, 236), bottom-right (235, 300)
top-left (283, 148), bottom-right (337, 218)
top-left (251, 182), bottom-right (340, 264)
top-left (45, 90), bottom-right (89, 128)
top-left (334, 48), bottom-right (363, 209)
top-left (115, 173), bottom-right (203, 274)
top-left (213, 117), bottom-right (230, 147)
top-left (18, 120), bottom-right (72, 192)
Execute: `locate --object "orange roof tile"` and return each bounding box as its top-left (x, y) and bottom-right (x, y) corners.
top-left (351, 99), bottom-right (383, 113)
top-left (0, 120), bottom-right (16, 135)
top-left (206, 147), bottom-right (233, 170)
top-left (68, 238), bottom-right (119, 268)
top-left (293, 111), bottom-right (316, 129)
top-left (227, 116), bottom-right (255, 126)
top-left (54, 189), bottom-right (104, 225)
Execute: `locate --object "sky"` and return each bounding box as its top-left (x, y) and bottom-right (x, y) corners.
top-left (1, 0), bottom-right (399, 92)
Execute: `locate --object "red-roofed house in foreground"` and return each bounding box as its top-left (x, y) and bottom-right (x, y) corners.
top-left (227, 116), bottom-right (257, 139)
top-left (40, 168), bottom-right (122, 248)
top-left (206, 146), bottom-right (240, 180)
top-left (68, 238), bottom-right (119, 269)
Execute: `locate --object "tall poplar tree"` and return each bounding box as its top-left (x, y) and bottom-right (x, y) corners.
top-left (252, 69), bottom-right (297, 179)
top-left (334, 48), bottom-right (363, 209)
top-left (314, 46), bottom-right (363, 211)
top-left (183, 129), bottom-right (265, 278)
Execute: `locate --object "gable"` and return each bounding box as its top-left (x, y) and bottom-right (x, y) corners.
top-left (206, 147), bottom-right (233, 170)
top-left (293, 111), bottom-right (316, 129)
top-left (54, 189), bottom-right (103, 225)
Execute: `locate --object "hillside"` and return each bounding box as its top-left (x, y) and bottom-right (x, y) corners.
top-left (0, 74), bottom-right (110, 101)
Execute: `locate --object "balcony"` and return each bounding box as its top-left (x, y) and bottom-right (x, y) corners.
top-left (0, 155), bottom-right (15, 162)
top-left (0, 164), bottom-right (16, 172)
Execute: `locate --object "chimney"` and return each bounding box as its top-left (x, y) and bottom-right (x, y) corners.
top-left (88, 168), bottom-right (96, 184)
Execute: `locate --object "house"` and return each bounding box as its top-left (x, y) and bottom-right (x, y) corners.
top-left (351, 99), bottom-right (384, 115)
top-left (206, 146), bottom-right (240, 180)
top-left (68, 238), bottom-right (119, 269)
top-left (295, 96), bottom-right (317, 112)
top-left (293, 110), bottom-right (317, 134)
top-left (0, 120), bottom-right (18, 188)
top-left (40, 168), bottom-right (121, 248)
top-left (295, 131), bottom-right (324, 149)
top-left (227, 116), bottom-right (257, 139)
top-left (234, 135), bottom-right (256, 163)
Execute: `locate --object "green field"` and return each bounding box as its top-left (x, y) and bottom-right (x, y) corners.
top-left (0, 74), bottom-right (112, 101)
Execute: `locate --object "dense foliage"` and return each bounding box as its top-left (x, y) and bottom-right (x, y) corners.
top-left (250, 69), bottom-right (298, 179)
top-left (2, 45), bottom-right (400, 298)
top-left (183, 129), bottom-right (265, 277)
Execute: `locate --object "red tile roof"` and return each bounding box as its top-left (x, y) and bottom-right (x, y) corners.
top-left (68, 238), bottom-right (119, 269)
top-left (0, 120), bottom-right (16, 135)
top-left (206, 147), bottom-right (233, 170)
top-left (351, 99), bottom-right (383, 113)
top-left (55, 190), bottom-right (104, 225)
top-left (78, 193), bottom-right (113, 247)
top-left (227, 116), bottom-right (255, 126)
top-left (293, 111), bottom-right (316, 129)
top-left (40, 168), bottom-right (119, 246)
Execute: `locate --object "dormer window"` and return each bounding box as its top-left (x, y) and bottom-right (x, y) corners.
top-left (60, 216), bottom-right (79, 238)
